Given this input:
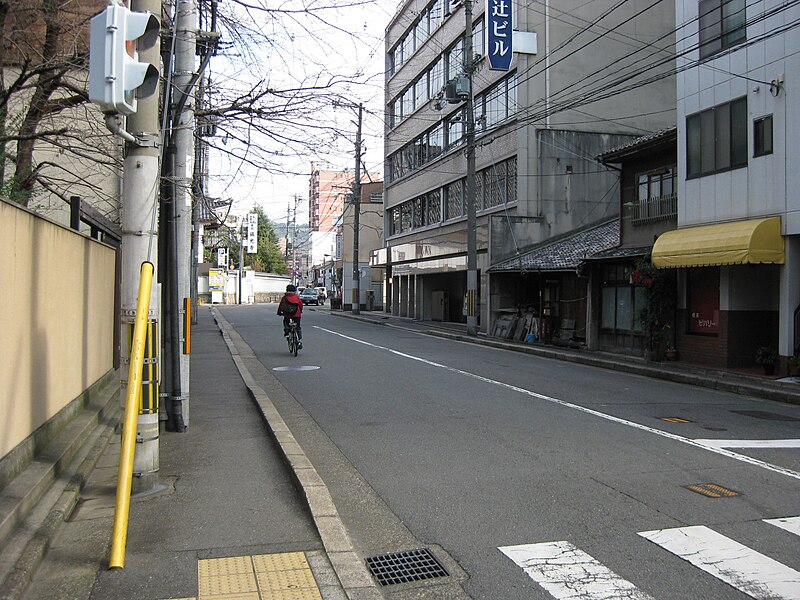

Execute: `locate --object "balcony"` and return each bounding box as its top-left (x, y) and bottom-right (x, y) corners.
top-left (630, 193), bottom-right (677, 224)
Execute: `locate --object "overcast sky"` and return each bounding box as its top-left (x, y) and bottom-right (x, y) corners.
top-left (206, 0), bottom-right (400, 225)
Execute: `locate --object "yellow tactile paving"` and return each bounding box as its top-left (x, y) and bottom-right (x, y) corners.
top-left (252, 551), bottom-right (309, 573)
top-left (192, 552), bottom-right (321, 600)
top-left (199, 556), bottom-right (254, 577)
top-left (256, 568), bottom-right (318, 591)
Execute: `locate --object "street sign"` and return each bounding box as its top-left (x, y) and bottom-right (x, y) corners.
top-left (486, 0), bottom-right (513, 71)
top-left (217, 247), bottom-right (228, 268)
top-left (246, 213), bottom-right (258, 254)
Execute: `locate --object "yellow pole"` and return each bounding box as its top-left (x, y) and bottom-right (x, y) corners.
top-left (109, 261), bottom-right (154, 569)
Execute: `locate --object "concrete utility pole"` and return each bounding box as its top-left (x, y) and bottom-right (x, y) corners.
top-left (123, 0), bottom-right (161, 494)
top-left (169, 0), bottom-right (197, 427)
top-left (464, 0), bottom-right (479, 336)
top-left (351, 103), bottom-right (363, 315)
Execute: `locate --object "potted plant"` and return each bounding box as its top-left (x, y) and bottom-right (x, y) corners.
top-left (664, 344), bottom-right (678, 361)
top-left (755, 346), bottom-right (777, 375)
top-left (634, 261), bottom-right (677, 361)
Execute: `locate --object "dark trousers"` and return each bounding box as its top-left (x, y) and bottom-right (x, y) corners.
top-left (283, 316), bottom-right (302, 339)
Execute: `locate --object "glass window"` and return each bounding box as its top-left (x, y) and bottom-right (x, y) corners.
top-left (687, 97), bottom-right (748, 178)
top-left (700, 0), bottom-right (746, 59)
top-left (506, 157), bottom-right (517, 203)
top-left (414, 77), bottom-right (426, 109)
top-left (472, 17), bottom-right (484, 57)
top-left (447, 37), bottom-right (464, 79)
top-left (413, 198), bottom-right (424, 228)
top-left (430, 0), bottom-right (444, 30)
top-left (446, 179), bottom-right (464, 219)
top-left (601, 288), bottom-right (616, 329)
top-left (426, 189), bottom-right (441, 224)
top-left (730, 97), bottom-right (748, 166)
top-left (429, 123), bottom-right (444, 159)
top-left (400, 203), bottom-right (412, 232)
top-left (391, 207), bottom-right (400, 235)
top-left (754, 115), bottom-right (773, 156)
top-left (430, 57), bottom-right (444, 97)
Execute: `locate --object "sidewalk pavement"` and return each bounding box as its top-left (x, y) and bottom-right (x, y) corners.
top-left (11, 305), bottom-right (800, 600)
top-left (19, 306), bottom-right (360, 600)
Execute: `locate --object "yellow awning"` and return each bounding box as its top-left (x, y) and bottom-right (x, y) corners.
top-left (652, 217), bottom-right (784, 268)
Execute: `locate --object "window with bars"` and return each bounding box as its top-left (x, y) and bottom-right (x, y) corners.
top-left (446, 180), bottom-right (464, 220)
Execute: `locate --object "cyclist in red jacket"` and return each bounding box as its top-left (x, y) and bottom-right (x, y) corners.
top-left (277, 284), bottom-right (303, 348)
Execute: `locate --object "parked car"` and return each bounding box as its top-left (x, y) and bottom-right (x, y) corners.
top-left (299, 288), bottom-right (319, 305)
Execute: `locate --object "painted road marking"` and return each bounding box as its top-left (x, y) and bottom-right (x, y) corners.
top-left (766, 516), bottom-right (800, 537)
top-left (694, 439), bottom-right (800, 449)
top-left (499, 541), bottom-right (654, 599)
top-left (639, 525), bottom-right (800, 599)
top-left (317, 327), bottom-right (800, 481)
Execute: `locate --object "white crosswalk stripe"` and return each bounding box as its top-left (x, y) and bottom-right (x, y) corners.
top-left (638, 525), bottom-right (800, 599)
top-left (499, 541), bottom-right (654, 599)
top-left (766, 516), bottom-right (800, 537)
top-left (500, 517), bottom-right (800, 599)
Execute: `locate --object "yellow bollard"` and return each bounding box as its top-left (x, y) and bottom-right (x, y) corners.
top-left (109, 262), bottom-right (154, 569)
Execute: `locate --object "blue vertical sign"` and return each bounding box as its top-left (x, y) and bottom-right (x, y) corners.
top-left (487, 0), bottom-right (513, 71)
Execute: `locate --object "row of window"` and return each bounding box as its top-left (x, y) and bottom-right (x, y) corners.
top-left (388, 157), bottom-right (517, 236)
top-left (686, 97), bottom-right (773, 178)
top-left (388, 74), bottom-right (518, 183)
top-left (390, 0), bottom-right (465, 75)
top-left (699, 0), bottom-right (746, 59)
top-left (391, 21), bottom-right (486, 128)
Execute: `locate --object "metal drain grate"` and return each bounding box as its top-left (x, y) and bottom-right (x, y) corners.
top-left (365, 548), bottom-right (449, 586)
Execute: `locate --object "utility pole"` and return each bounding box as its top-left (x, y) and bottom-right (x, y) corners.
top-left (123, 0), bottom-right (161, 494)
top-left (464, 0), bottom-right (479, 336)
top-left (351, 103), bottom-right (363, 315)
top-left (167, 0), bottom-right (197, 429)
top-left (293, 194), bottom-right (299, 286)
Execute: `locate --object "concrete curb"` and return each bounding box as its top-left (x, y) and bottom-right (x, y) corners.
top-left (211, 308), bottom-right (381, 600)
top-left (332, 312), bottom-right (800, 406)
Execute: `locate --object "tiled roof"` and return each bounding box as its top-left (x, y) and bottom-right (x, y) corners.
top-left (598, 127), bottom-right (677, 161)
top-left (584, 245), bottom-right (652, 261)
top-left (489, 219), bottom-right (620, 272)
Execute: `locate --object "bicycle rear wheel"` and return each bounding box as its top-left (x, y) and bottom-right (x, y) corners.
top-left (292, 331), bottom-right (298, 356)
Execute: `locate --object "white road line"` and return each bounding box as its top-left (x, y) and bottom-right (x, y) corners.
top-left (499, 541), bottom-right (654, 600)
top-left (766, 516), bottom-right (800, 537)
top-left (639, 525), bottom-right (800, 599)
top-left (316, 326), bottom-right (800, 481)
top-left (694, 439), bottom-right (800, 449)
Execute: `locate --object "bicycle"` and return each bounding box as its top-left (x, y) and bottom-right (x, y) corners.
top-left (287, 320), bottom-right (300, 356)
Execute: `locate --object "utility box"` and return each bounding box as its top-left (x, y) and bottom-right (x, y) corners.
top-left (366, 290), bottom-right (375, 311)
top-left (432, 291), bottom-right (449, 321)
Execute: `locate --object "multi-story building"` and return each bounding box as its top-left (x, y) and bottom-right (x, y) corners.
top-left (379, 0), bottom-right (677, 331)
top-left (309, 162), bottom-right (350, 233)
top-left (649, 0), bottom-right (799, 371)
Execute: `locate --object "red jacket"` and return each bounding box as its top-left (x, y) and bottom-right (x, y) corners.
top-left (277, 292), bottom-right (303, 317)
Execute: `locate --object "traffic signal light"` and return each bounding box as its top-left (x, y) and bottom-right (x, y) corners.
top-left (88, 5), bottom-right (160, 115)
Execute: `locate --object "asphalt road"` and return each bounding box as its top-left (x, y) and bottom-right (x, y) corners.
top-left (220, 304), bottom-right (800, 600)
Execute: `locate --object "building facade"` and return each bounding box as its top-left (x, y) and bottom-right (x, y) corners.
top-left (379, 0), bottom-right (677, 331)
top-left (650, 0), bottom-right (799, 371)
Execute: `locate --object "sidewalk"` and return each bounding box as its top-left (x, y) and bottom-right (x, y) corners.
top-left (329, 309), bottom-right (800, 406)
top-left (19, 307), bottom-right (351, 600)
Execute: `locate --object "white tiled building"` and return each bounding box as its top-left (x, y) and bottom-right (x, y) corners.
top-left (651, 0), bottom-right (800, 370)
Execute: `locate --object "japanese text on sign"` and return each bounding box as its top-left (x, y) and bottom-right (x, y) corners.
top-left (487, 0), bottom-right (513, 71)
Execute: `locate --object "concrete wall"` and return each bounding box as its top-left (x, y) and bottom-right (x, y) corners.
top-left (1, 199), bottom-right (116, 460)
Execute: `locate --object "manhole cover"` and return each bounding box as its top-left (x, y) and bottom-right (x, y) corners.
top-left (365, 549), bottom-right (449, 586)
top-left (730, 410), bottom-right (800, 421)
top-left (272, 366), bottom-right (321, 371)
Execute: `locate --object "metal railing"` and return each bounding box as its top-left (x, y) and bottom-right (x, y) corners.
top-left (630, 192), bottom-right (677, 223)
